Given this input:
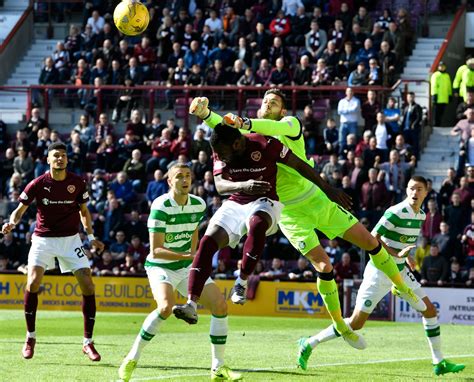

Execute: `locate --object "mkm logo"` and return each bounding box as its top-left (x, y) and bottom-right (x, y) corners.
top-left (276, 289), bottom-right (324, 314)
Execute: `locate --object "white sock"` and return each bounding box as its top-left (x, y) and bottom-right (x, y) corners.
top-left (307, 324), bottom-right (338, 348)
top-left (128, 309), bottom-right (166, 361)
top-left (210, 315), bottom-right (228, 370)
top-left (27, 331), bottom-right (36, 339)
top-left (236, 276), bottom-right (248, 286)
top-left (423, 316), bottom-right (444, 364)
top-left (187, 299), bottom-right (198, 310)
top-left (83, 337), bottom-right (93, 345)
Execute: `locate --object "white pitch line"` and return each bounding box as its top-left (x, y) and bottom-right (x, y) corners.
top-left (126, 354), bottom-right (474, 381)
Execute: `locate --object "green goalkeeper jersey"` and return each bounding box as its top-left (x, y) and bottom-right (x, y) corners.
top-left (206, 112), bottom-right (315, 205)
top-left (146, 192), bottom-right (206, 269)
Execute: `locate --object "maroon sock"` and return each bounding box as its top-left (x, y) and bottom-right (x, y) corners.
top-left (24, 290), bottom-right (38, 333)
top-left (82, 294), bottom-right (96, 339)
top-left (188, 235), bottom-right (219, 300)
top-left (241, 214), bottom-right (269, 277)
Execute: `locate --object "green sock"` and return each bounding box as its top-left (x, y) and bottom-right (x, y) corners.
top-left (369, 246), bottom-right (408, 292)
top-left (317, 278), bottom-right (347, 334)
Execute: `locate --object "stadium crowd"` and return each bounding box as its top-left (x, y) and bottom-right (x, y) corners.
top-left (0, 0), bottom-right (473, 288)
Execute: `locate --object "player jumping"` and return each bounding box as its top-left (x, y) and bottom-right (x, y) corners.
top-left (297, 176), bottom-right (465, 376)
top-left (1, 142), bottom-right (105, 361)
top-left (187, 91), bottom-right (425, 347)
top-left (119, 164), bottom-right (242, 382)
top-left (172, 123), bottom-right (365, 346)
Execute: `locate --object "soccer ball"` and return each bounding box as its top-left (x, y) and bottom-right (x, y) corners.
top-left (113, 0), bottom-right (150, 36)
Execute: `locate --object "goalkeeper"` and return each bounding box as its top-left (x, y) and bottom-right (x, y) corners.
top-left (189, 90), bottom-right (426, 346)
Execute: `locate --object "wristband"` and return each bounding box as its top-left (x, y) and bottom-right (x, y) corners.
top-left (203, 109), bottom-right (212, 120)
top-left (87, 234), bottom-right (95, 242)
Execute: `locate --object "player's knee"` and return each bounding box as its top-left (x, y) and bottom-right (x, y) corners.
top-left (423, 301), bottom-right (437, 317)
top-left (248, 213), bottom-right (269, 233)
top-left (318, 262), bottom-right (333, 274)
top-left (27, 279), bottom-right (41, 293)
top-left (349, 319), bottom-right (364, 331)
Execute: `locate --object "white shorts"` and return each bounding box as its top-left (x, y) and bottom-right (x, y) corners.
top-left (29, 233), bottom-right (90, 273)
top-left (355, 261), bottom-right (426, 314)
top-left (146, 264), bottom-right (214, 299)
top-left (206, 197), bottom-right (283, 248)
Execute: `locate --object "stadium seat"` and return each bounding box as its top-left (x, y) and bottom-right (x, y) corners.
top-left (245, 98), bottom-right (262, 118)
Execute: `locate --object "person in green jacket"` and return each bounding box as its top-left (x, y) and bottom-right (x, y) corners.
top-left (453, 56), bottom-right (470, 99)
top-left (430, 62), bottom-right (452, 126)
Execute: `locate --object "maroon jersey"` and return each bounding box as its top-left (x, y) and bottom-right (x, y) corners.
top-left (19, 172), bottom-right (89, 237)
top-left (213, 134), bottom-right (291, 204)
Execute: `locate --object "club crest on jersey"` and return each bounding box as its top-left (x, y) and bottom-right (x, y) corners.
top-left (251, 151), bottom-right (262, 161)
top-left (67, 185), bottom-right (76, 193)
top-left (214, 161), bottom-right (226, 170)
top-left (42, 198), bottom-right (49, 205)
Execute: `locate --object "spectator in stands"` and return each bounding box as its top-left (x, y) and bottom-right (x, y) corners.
top-left (439, 167), bottom-right (458, 207)
top-left (124, 57), bottom-right (144, 85)
top-left (377, 149), bottom-right (416, 203)
top-left (73, 114), bottom-right (95, 144)
top-left (370, 23), bottom-right (385, 50)
top-left (355, 130), bottom-right (372, 157)
top-left (448, 261), bottom-right (466, 284)
top-left (240, 9), bottom-right (257, 41)
top-left (466, 268), bottom-right (474, 286)
top-left (413, 236), bottom-right (430, 275)
top-left (227, 59), bottom-right (246, 85)
top-left (156, 16), bottom-right (175, 62)
top-left (147, 128), bottom-right (172, 173)
top-left (397, 8), bottom-right (413, 56)
top-left (462, 211), bottom-right (474, 269)
top-left (93, 250), bottom-right (118, 276)
top-left (453, 176), bottom-right (473, 208)
top-left (348, 62), bottom-right (368, 86)
top-left (34, 127), bottom-right (52, 177)
top-left (292, 55), bottom-right (311, 86)
top-left (432, 222), bottom-right (456, 262)
top-left (337, 41), bottom-right (357, 81)
top-left (212, 260), bottom-right (232, 280)
top-left (377, 8), bottom-right (393, 31)
top-left (379, 40), bottom-right (397, 86)
top-left (237, 67), bottom-right (256, 86)
top-left (367, 58), bottom-right (382, 86)
top-left (256, 59), bottom-right (271, 85)
top-left (208, 39), bottom-right (236, 69)
top-left (267, 57), bottom-right (292, 86)
top-left (288, 257), bottom-right (315, 281)
top-left (372, 112), bottom-right (392, 161)
top-left (89, 169), bottom-right (107, 213)
top-left (353, 6), bottom-right (372, 34)
top-left (186, 64), bottom-right (204, 86)
top-left (109, 230), bottom-right (129, 262)
top-left (324, 238), bottom-right (343, 264)
top-left (100, 198), bottom-right (125, 243)
top-left (311, 58), bottom-right (332, 86)
top-left (356, 38), bottom-right (377, 68)
top-left (324, 117), bottom-right (339, 154)
top-left (431, 62), bottom-right (452, 126)
top-left (320, 40), bottom-right (339, 77)
top-left (123, 149), bottom-right (146, 192)
top-left (165, 57), bottom-right (189, 108)
top-left (192, 151), bottom-right (212, 182)
top-left (348, 23), bottom-right (367, 53)
top-left (52, 41), bottom-right (70, 83)
top-left (420, 244), bottom-right (449, 286)
top-left (269, 10), bottom-right (291, 39)
top-left (285, 6), bottom-right (308, 46)
top-left (133, 36), bottom-right (156, 75)
top-left (86, 10), bottom-right (105, 35)
top-left (328, 19), bottom-right (346, 52)
top-left (401, 92), bottom-right (423, 158)
top-left (268, 36), bottom-right (291, 68)
top-left (90, 58), bottom-right (108, 84)
top-left (119, 253), bottom-right (142, 276)
top-left (146, 169), bottom-right (168, 206)
top-left (445, 192), bottom-right (469, 245)
top-left (362, 89), bottom-right (381, 131)
top-left (64, 24), bottom-right (82, 61)
top-left (170, 127), bottom-right (191, 161)
top-left (383, 97), bottom-right (401, 134)
top-left (5, 173), bottom-right (22, 200)
top-left (250, 23), bottom-right (271, 71)
top-left (123, 212), bottom-right (148, 244)
top-left (302, 105), bottom-right (319, 155)
top-left (339, 133), bottom-right (357, 159)
top-left (204, 10), bottom-right (223, 40)
top-left (337, 87), bottom-right (360, 148)
top-left (456, 91), bottom-right (474, 122)
top-left (360, 167), bottom-right (388, 226)
top-left (117, 39), bottom-right (134, 68)
top-left (305, 20), bottom-right (327, 61)
top-left (109, 172), bottom-right (135, 205)
top-left (66, 131), bottom-right (86, 174)
top-left (125, 110), bottom-right (145, 140)
top-left (34, 57), bottom-right (59, 107)
top-left (234, 37), bottom-right (252, 68)
top-left (10, 129), bottom-right (30, 155)
top-left (422, 198), bottom-right (443, 241)
top-left (13, 147), bottom-right (34, 184)
top-left (322, 153), bottom-right (342, 180)
top-left (202, 170), bottom-right (217, 202)
top-left (260, 258), bottom-right (286, 280)
top-left (451, 107), bottom-right (474, 143)
top-left (334, 252), bottom-right (359, 282)
top-left (25, 108), bottom-right (47, 145)
top-left (191, 128), bottom-right (211, 159)
top-left (96, 134), bottom-right (117, 172)
top-left (383, 22), bottom-right (404, 64)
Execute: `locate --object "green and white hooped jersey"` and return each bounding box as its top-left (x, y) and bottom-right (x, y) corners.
top-left (146, 193), bottom-right (206, 269)
top-left (373, 200), bottom-right (426, 265)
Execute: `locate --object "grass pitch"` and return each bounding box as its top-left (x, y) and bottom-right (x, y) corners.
top-left (0, 310), bottom-right (473, 381)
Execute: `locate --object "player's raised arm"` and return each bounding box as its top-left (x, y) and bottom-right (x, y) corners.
top-left (284, 152), bottom-right (353, 210)
top-left (2, 203), bottom-right (29, 234)
top-left (149, 230), bottom-right (195, 261)
top-left (214, 174), bottom-right (272, 195)
top-left (79, 203), bottom-right (104, 253)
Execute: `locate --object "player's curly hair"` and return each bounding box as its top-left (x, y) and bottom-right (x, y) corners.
top-left (210, 123), bottom-right (242, 149)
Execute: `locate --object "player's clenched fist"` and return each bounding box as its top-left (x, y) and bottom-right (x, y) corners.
top-left (223, 113), bottom-right (251, 130)
top-left (241, 179), bottom-right (272, 195)
top-left (189, 97), bottom-right (210, 119)
top-left (1, 222), bottom-right (15, 234)
top-left (91, 239), bottom-right (105, 254)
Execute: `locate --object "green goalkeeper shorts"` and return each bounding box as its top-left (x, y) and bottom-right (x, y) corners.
top-left (278, 187), bottom-right (358, 255)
